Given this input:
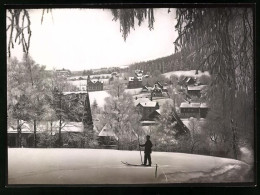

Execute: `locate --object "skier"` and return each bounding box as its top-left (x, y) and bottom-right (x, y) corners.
top-left (139, 135), bottom-right (153, 166)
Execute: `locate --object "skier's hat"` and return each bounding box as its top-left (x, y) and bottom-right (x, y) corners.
top-left (146, 135), bottom-right (150, 138)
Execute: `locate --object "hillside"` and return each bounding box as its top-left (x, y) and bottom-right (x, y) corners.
top-left (162, 70), bottom-right (210, 79)
top-left (8, 148), bottom-right (252, 184)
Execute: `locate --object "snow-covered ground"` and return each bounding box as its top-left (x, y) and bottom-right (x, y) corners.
top-left (8, 148), bottom-right (252, 184)
top-left (163, 70), bottom-right (210, 79)
top-left (88, 90), bottom-right (111, 107)
top-left (125, 88), bottom-right (143, 95)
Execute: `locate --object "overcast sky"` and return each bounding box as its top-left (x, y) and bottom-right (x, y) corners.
top-left (9, 8), bottom-right (178, 71)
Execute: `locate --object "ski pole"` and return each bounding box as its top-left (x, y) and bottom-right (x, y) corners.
top-left (137, 133), bottom-right (143, 164)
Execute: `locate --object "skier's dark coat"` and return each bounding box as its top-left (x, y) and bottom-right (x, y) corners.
top-left (140, 140), bottom-right (153, 154)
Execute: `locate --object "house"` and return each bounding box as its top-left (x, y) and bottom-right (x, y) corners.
top-left (136, 101), bottom-right (160, 121)
top-left (97, 124), bottom-right (118, 148)
top-left (171, 108), bottom-right (190, 136)
top-left (128, 76), bottom-right (143, 89)
top-left (134, 97), bottom-right (151, 106)
top-left (187, 85), bottom-right (207, 97)
top-left (56, 68), bottom-right (71, 77)
top-left (151, 84), bottom-right (163, 97)
top-left (180, 102), bottom-right (209, 118)
top-left (87, 75), bottom-right (103, 91)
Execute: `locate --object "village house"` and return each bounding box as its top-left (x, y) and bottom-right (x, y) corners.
top-left (136, 101), bottom-right (160, 121)
top-left (151, 82), bottom-right (168, 97)
top-left (56, 68), bottom-right (71, 77)
top-left (87, 75), bottom-right (103, 91)
top-left (151, 83), bottom-right (163, 97)
top-left (127, 76), bottom-right (143, 89)
top-left (97, 124), bottom-right (118, 148)
top-left (187, 85), bottom-right (207, 98)
top-left (179, 102), bottom-right (209, 118)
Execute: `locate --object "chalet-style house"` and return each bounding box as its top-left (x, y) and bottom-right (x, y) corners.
top-left (136, 101), bottom-right (160, 121)
top-left (87, 75), bottom-right (103, 91)
top-left (128, 76), bottom-right (143, 89)
top-left (187, 85), bottom-right (207, 98)
top-left (56, 68), bottom-right (71, 77)
top-left (151, 83), bottom-right (163, 97)
top-left (180, 102), bottom-right (209, 118)
top-left (151, 82), bottom-right (168, 97)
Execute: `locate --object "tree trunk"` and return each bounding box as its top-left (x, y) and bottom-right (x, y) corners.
top-left (231, 119), bottom-right (238, 159)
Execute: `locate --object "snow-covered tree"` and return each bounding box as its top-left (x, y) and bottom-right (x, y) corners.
top-left (100, 88), bottom-right (142, 149)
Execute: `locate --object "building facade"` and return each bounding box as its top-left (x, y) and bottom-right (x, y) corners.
top-left (128, 76), bottom-right (143, 89)
top-left (87, 75), bottom-right (103, 91)
top-left (136, 101), bottom-right (160, 121)
top-left (180, 102), bottom-right (209, 118)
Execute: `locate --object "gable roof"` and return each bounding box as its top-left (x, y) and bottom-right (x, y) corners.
top-left (98, 124), bottom-right (118, 140)
top-left (180, 102), bottom-right (208, 108)
top-left (187, 85), bottom-right (207, 91)
top-left (134, 98), bottom-right (151, 106)
top-left (138, 101), bottom-right (158, 108)
top-left (8, 121), bottom-right (84, 133)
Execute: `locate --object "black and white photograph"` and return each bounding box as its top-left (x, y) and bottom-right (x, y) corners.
top-left (6, 6), bottom-right (255, 185)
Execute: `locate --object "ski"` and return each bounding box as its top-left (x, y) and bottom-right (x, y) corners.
top-left (121, 161), bottom-right (151, 167)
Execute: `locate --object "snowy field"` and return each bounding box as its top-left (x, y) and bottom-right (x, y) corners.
top-left (8, 148), bottom-right (252, 185)
top-left (163, 70), bottom-right (210, 79)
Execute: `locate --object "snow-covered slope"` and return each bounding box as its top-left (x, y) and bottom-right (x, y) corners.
top-left (8, 148), bottom-right (252, 184)
top-left (163, 70), bottom-right (210, 79)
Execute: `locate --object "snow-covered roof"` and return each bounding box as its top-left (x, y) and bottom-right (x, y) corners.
top-left (180, 102), bottom-right (208, 108)
top-left (181, 118), bottom-right (206, 132)
top-left (141, 121), bottom-right (158, 126)
top-left (200, 103), bottom-right (208, 108)
top-left (139, 102), bottom-right (158, 108)
top-left (63, 91), bottom-right (88, 95)
top-left (90, 79), bottom-right (104, 84)
top-left (8, 121), bottom-right (32, 133)
top-left (134, 98), bottom-right (151, 106)
top-left (187, 85), bottom-right (207, 91)
top-left (98, 124), bottom-right (118, 140)
top-left (8, 121), bottom-right (84, 133)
